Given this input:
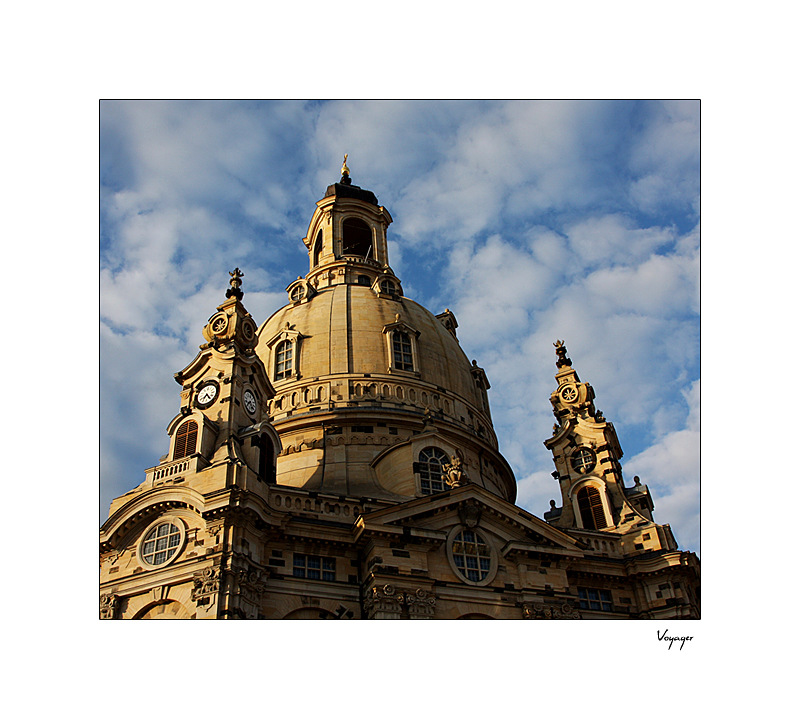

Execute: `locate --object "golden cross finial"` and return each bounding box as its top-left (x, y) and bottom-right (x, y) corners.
top-left (341, 153), bottom-right (349, 176)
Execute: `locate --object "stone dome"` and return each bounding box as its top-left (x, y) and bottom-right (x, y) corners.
top-left (253, 174), bottom-right (516, 504)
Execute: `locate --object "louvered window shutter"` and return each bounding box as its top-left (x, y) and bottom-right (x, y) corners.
top-left (174, 420), bottom-right (198, 460)
top-left (578, 486), bottom-right (607, 530)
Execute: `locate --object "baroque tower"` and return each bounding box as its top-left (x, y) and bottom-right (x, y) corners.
top-left (100, 164), bottom-right (699, 619)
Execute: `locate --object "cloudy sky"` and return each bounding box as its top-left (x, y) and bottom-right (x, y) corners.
top-left (100, 100), bottom-right (699, 554)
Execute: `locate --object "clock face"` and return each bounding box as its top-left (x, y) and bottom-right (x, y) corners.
top-left (243, 389), bottom-right (257, 415)
top-left (197, 382), bottom-right (219, 407)
top-left (560, 385), bottom-right (578, 403)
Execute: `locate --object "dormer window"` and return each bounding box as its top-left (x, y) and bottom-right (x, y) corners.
top-left (275, 340), bottom-right (293, 380)
top-left (290, 285), bottom-right (304, 302)
top-left (383, 319), bottom-right (420, 375)
top-left (393, 331), bottom-right (414, 371)
top-left (380, 279), bottom-right (397, 296)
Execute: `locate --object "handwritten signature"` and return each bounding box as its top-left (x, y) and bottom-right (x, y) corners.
top-left (657, 629), bottom-right (693, 650)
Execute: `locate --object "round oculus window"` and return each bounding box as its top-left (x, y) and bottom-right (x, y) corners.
top-left (140, 521), bottom-right (184, 567)
top-left (571, 447), bottom-right (596, 474)
top-left (451, 529), bottom-right (492, 583)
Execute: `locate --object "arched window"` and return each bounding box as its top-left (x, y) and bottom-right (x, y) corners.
top-left (393, 331), bottom-right (414, 371)
top-left (174, 420), bottom-right (198, 460)
top-left (313, 230), bottom-right (323, 267)
top-left (342, 217), bottom-right (373, 258)
top-left (577, 486), bottom-right (607, 529)
top-left (275, 340), bottom-right (293, 380)
top-left (417, 447), bottom-right (449, 494)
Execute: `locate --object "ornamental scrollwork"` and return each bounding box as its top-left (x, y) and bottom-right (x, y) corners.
top-left (522, 602), bottom-right (581, 620)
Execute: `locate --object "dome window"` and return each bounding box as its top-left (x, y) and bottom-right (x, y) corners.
top-left (342, 217), bottom-right (373, 259)
top-left (357, 274), bottom-right (371, 286)
top-left (290, 285), bottom-right (304, 302)
top-left (393, 331), bottom-right (414, 372)
top-left (380, 279), bottom-right (397, 296)
top-left (275, 340), bottom-right (293, 381)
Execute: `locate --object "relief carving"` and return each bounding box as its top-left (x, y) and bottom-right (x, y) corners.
top-left (191, 567), bottom-right (221, 605)
top-left (99, 592), bottom-right (119, 620)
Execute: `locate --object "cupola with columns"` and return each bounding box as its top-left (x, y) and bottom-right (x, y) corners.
top-left (301, 154), bottom-right (400, 296)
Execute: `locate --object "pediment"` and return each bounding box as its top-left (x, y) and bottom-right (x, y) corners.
top-left (355, 484), bottom-right (582, 558)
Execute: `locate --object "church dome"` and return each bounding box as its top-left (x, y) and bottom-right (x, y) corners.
top-left (253, 168), bottom-right (515, 503)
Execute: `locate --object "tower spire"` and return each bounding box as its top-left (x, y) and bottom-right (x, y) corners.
top-left (226, 267), bottom-right (244, 301)
top-left (340, 153), bottom-right (351, 185)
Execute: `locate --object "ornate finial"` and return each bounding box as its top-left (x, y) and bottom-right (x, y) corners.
top-left (226, 267), bottom-right (244, 300)
top-left (341, 153), bottom-right (352, 185)
top-left (554, 339), bottom-right (572, 368)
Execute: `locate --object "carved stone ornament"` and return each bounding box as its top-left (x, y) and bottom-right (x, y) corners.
top-left (191, 567), bottom-right (221, 603)
top-left (398, 588), bottom-right (437, 618)
top-left (100, 592), bottom-right (119, 620)
top-left (364, 584), bottom-right (436, 619)
top-left (443, 455), bottom-right (469, 488)
top-left (457, 502), bottom-right (482, 528)
top-left (232, 567), bottom-right (268, 602)
top-left (363, 583), bottom-right (403, 619)
top-left (522, 602), bottom-right (581, 620)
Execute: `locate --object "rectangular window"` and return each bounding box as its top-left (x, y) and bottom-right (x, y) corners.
top-left (293, 554), bottom-right (335, 582)
top-left (275, 341), bottom-right (293, 380)
top-left (578, 587), bottom-right (613, 612)
top-left (392, 332), bottom-right (414, 371)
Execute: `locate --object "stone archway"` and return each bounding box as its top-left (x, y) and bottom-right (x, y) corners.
top-left (134, 600), bottom-right (193, 619)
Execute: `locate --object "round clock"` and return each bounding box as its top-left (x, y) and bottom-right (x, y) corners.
top-left (197, 381), bottom-right (219, 408)
top-left (242, 320), bottom-right (255, 341)
top-left (243, 389), bottom-right (257, 415)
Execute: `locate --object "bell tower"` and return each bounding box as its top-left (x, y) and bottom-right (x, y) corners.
top-left (543, 341), bottom-right (678, 556)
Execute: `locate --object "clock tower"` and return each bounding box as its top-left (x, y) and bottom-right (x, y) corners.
top-left (543, 341), bottom-right (677, 555)
top-left (99, 269), bottom-right (282, 619)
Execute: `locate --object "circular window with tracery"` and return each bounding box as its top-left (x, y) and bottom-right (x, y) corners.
top-left (139, 521), bottom-right (185, 568)
top-left (451, 529), bottom-right (492, 583)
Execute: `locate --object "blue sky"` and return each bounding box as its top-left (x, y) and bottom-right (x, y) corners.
top-left (100, 99), bottom-right (700, 554)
